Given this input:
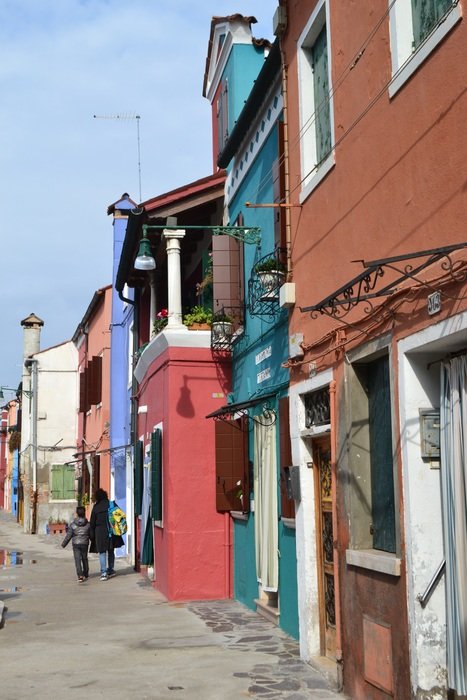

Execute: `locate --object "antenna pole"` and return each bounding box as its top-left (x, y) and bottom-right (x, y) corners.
top-left (93, 112), bottom-right (143, 201)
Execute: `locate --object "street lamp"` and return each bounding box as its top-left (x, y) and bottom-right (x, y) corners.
top-left (0, 386), bottom-right (20, 400)
top-left (134, 234), bottom-right (156, 270)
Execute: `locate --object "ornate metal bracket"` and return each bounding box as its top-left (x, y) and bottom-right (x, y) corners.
top-left (214, 403), bottom-right (277, 428)
top-left (212, 226), bottom-right (261, 245)
top-left (301, 242), bottom-right (467, 321)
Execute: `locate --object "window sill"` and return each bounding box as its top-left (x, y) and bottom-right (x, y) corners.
top-left (231, 511), bottom-right (249, 521)
top-left (346, 548), bottom-right (401, 577)
top-left (300, 424), bottom-right (331, 438)
top-left (389, 6), bottom-right (461, 98)
top-left (281, 517), bottom-right (296, 530)
top-left (299, 154), bottom-right (335, 204)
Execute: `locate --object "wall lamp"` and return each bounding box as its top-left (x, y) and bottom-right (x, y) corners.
top-left (0, 386), bottom-right (32, 400)
top-left (134, 234), bottom-right (156, 271)
top-left (0, 387), bottom-right (19, 400)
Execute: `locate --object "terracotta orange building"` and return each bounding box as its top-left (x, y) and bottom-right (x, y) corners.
top-left (276, 0), bottom-right (467, 698)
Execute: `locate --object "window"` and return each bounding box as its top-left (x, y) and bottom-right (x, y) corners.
top-left (215, 416), bottom-right (249, 512)
top-left (217, 79), bottom-right (229, 153)
top-left (347, 344), bottom-right (397, 555)
top-left (79, 355), bottom-right (102, 413)
top-left (389, 0), bottom-right (460, 96)
top-left (298, 0), bottom-right (334, 200)
top-left (151, 428), bottom-right (163, 523)
top-left (51, 464), bottom-right (75, 500)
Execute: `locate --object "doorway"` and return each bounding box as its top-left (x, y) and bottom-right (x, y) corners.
top-left (312, 436), bottom-right (336, 659)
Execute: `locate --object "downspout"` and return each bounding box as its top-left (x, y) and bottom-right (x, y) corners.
top-left (329, 380), bottom-right (343, 687)
top-left (118, 289), bottom-right (135, 306)
top-left (279, 40), bottom-right (292, 275)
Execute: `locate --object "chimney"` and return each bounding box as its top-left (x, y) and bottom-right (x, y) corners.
top-left (20, 313), bottom-right (44, 359)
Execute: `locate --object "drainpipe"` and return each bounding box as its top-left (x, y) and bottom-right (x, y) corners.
top-left (279, 37), bottom-right (292, 275)
top-left (329, 380), bottom-right (343, 687)
top-left (149, 270), bottom-right (157, 338)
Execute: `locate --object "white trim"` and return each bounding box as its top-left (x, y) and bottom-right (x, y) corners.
top-left (225, 82), bottom-right (283, 205)
top-left (205, 20), bottom-right (255, 102)
top-left (289, 367), bottom-right (333, 661)
top-left (297, 0), bottom-right (335, 199)
top-left (388, 1), bottom-right (462, 97)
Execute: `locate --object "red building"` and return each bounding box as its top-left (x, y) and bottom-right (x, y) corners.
top-left (116, 171), bottom-right (244, 601)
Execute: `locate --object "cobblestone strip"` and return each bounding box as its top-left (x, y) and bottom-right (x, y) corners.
top-left (188, 601), bottom-right (338, 699)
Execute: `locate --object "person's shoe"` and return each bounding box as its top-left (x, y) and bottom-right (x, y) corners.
top-left (99, 573), bottom-right (108, 581)
top-left (107, 570), bottom-right (116, 578)
top-left (78, 576), bottom-right (85, 582)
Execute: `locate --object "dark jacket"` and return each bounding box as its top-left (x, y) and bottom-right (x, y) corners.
top-left (89, 498), bottom-right (124, 553)
top-left (61, 517), bottom-right (90, 549)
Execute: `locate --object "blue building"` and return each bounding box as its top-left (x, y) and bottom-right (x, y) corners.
top-left (108, 193), bottom-right (137, 560)
top-left (204, 17), bottom-right (298, 639)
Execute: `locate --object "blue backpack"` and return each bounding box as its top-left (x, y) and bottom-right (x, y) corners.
top-left (108, 500), bottom-right (127, 536)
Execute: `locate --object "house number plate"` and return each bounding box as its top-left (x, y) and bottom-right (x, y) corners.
top-left (427, 291), bottom-right (441, 316)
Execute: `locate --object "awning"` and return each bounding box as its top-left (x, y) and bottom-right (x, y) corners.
top-left (206, 390), bottom-right (277, 419)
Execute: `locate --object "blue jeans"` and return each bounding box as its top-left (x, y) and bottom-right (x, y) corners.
top-left (98, 548), bottom-right (115, 575)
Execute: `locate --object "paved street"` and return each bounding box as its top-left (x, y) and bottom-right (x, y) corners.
top-left (0, 510), bottom-right (345, 700)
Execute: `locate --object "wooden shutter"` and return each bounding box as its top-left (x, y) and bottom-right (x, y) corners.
top-left (279, 397), bottom-right (295, 519)
top-left (63, 465), bottom-right (76, 499)
top-left (87, 356), bottom-right (102, 406)
top-left (273, 121), bottom-right (287, 251)
top-left (151, 429), bottom-right (162, 521)
top-left (312, 25), bottom-right (331, 164)
top-left (51, 465), bottom-right (62, 499)
top-left (134, 439), bottom-right (144, 516)
top-left (215, 417), bottom-right (249, 512)
top-left (79, 372), bottom-right (88, 413)
top-left (368, 355), bottom-right (396, 553)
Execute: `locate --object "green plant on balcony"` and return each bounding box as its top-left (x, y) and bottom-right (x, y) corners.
top-left (183, 305), bottom-right (213, 328)
top-left (212, 310), bottom-right (233, 323)
top-left (254, 256), bottom-right (286, 273)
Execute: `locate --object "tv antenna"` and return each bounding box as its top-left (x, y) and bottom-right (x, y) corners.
top-left (93, 112), bottom-right (142, 201)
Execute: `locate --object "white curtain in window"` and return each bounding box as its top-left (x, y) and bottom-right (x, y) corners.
top-left (254, 417), bottom-right (278, 592)
top-left (441, 355), bottom-right (467, 694)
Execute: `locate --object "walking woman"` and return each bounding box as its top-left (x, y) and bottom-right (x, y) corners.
top-left (89, 488), bottom-right (124, 580)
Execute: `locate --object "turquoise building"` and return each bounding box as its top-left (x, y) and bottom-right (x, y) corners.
top-left (204, 17), bottom-right (298, 639)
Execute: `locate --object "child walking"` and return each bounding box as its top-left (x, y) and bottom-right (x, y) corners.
top-left (62, 506), bottom-right (91, 582)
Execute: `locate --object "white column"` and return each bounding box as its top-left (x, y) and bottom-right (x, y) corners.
top-left (163, 228), bottom-right (186, 330)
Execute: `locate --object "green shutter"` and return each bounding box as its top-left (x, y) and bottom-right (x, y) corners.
top-left (134, 439), bottom-right (144, 516)
top-left (368, 356), bottom-right (396, 553)
top-left (63, 466), bottom-right (75, 499)
top-left (51, 465), bottom-right (62, 499)
top-left (151, 429), bottom-right (163, 521)
top-left (412, 0), bottom-right (453, 48)
top-left (312, 25), bottom-right (331, 165)
top-left (51, 464), bottom-right (75, 500)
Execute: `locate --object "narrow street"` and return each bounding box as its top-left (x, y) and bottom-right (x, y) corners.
top-left (0, 510), bottom-right (344, 700)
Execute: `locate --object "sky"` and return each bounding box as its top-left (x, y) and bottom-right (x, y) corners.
top-left (0, 0), bottom-right (277, 392)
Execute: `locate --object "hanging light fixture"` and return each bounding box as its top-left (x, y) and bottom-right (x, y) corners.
top-left (134, 234), bottom-right (156, 270)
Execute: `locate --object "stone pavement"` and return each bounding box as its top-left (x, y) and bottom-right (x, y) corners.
top-left (0, 509), bottom-right (346, 700)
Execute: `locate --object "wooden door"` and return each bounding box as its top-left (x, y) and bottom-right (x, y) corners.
top-left (313, 436), bottom-right (336, 659)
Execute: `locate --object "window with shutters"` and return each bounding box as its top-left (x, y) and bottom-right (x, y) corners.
top-left (297, 0), bottom-right (334, 202)
top-left (215, 416), bottom-right (249, 513)
top-left (151, 428), bottom-right (163, 524)
top-left (347, 343), bottom-right (397, 556)
top-left (389, 0), bottom-right (460, 96)
top-left (51, 464), bottom-right (76, 501)
top-left (79, 356), bottom-right (103, 413)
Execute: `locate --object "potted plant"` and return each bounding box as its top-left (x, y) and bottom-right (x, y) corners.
top-left (183, 305), bottom-right (213, 330)
top-left (211, 311), bottom-right (234, 344)
top-left (153, 308), bottom-right (168, 335)
top-left (254, 256), bottom-right (286, 297)
top-left (48, 517), bottom-right (68, 536)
